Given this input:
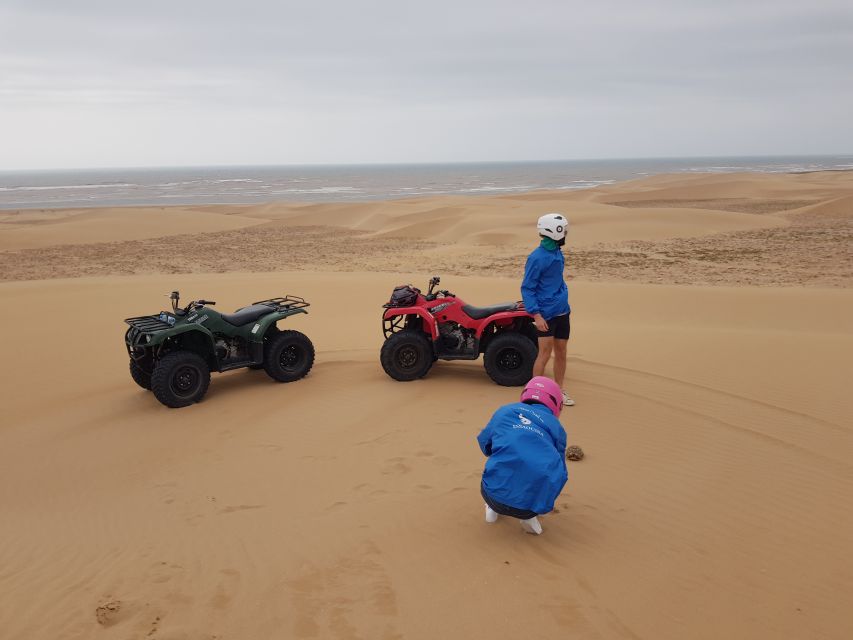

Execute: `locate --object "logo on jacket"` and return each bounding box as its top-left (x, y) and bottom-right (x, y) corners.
top-left (518, 413), bottom-right (532, 425)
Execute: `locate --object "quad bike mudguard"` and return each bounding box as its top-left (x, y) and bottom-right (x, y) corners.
top-left (249, 306), bottom-right (308, 344)
top-left (126, 320), bottom-right (215, 349)
top-left (472, 309), bottom-right (533, 339)
top-left (382, 306), bottom-right (439, 340)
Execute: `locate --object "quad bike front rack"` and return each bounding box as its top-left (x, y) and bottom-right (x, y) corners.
top-left (125, 315), bottom-right (174, 332)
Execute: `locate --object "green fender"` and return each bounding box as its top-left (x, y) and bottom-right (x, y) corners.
top-left (146, 323), bottom-right (216, 350)
top-left (250, 308), bottom-right (308, 343)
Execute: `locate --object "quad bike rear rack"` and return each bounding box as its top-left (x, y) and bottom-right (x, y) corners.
top-left (253, 295), bottom-right (311, 312)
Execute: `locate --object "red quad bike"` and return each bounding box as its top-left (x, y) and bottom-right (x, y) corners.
top-left (380, 276), bottom-right (539, 386)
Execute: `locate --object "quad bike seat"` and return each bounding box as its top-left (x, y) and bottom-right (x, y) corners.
top-left (220, 304), bottom-right (276, 326)
top-left (462, 302), bottom-right (517, 320)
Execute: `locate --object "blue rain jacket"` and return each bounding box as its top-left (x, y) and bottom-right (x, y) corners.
top-left (477, 401), bottom-right (568, 514)
top-left (520, 245), bottom-right (570, 319)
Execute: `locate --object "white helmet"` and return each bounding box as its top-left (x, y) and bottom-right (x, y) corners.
top-left (537, 213), bottom-right (568, 241)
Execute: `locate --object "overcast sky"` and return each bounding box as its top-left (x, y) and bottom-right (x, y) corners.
top-left (0, 0), bottom-right (851, 170)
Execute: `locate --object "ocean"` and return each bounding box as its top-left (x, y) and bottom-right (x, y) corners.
top-left (0, 155), bottom-right (850, 210)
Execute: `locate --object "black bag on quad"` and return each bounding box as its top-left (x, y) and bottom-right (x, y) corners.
top-left (385, 285), bottom-right (421, 308)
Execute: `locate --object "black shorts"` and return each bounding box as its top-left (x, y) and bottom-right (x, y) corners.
top-left (481, 483), bottom-right (539, 520)
top-left (536, 313), bottom-right (570, 340)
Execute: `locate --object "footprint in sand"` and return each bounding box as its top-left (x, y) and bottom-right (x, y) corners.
top-left (146, 615), bottom-right (161, 637)
top-left (149, 561), bottom-right (184, 584)
top-left (254, 443), bottom-right (283, 452)
top-left (381, 457), bottom-right (411, 475)
top-left (209, 569), bottom-right (241, 611)
top-left (95, 600), bottom-right (123, 627)
top-left (219, 504), bottom-right (265, 514)
top-left (287, 541), bottom-right (400, 638)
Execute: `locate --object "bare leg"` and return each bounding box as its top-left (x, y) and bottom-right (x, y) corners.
top-left (533, 336), bottom-right (554, 378)
top-left (552, 339), bottom-right (568, 388)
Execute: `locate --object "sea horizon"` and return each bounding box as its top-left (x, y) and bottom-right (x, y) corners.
top-left (1, 154), bottom-right (851, 210)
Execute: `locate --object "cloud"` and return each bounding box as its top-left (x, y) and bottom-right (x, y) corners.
top-left (0, 0), bottom-right (851, 168)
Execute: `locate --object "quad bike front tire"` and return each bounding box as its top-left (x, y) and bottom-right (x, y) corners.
top-left (151, 351), bottom-right (211, 408)
top-left (129, 360), bottom-right (152, 390)
top-left (263, 330), bottom-right (315, 382)
top-left (380, 330), bottom-right (433, 381)
top-left (483, 331), bottom-right (537, 386)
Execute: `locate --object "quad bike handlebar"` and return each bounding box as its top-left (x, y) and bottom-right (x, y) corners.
top-left (168, 290), bottom-right (216, 314)
top-left (427, 276), bottom-right (440, 297)
top-left (184, 299), bottom-right (215, 313)
top-left (425, 276), bottom-right (454, 301)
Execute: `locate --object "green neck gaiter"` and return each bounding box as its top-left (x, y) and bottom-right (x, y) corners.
top-left (540, 237), bottom-right (559, 251)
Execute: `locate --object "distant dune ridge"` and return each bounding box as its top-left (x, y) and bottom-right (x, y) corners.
top-left (1, 170), bottom-right (850, 286)
top-left (0, 171), bottom-right (851, 639)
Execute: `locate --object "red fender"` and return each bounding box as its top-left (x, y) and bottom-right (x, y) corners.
top-left (382, 307), bottom-right (438, 340)
top-left (474, 309), bottom-right (533, 339)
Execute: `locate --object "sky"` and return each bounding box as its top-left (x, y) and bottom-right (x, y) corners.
top-left (0, 0), bottom-right (851, 170)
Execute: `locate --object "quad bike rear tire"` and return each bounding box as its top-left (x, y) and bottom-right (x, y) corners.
top-left (263, 330), bottom-right (315, 382)
top-left (483, 331), bottom-right (537, 386)
top-left (380, 330), bottom-right (433, 381)
top-left (129, 360), bottom-right (152, 390)
top-left (151, 351), bottom-right (211, 408)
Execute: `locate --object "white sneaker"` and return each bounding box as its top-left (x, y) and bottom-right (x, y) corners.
top-left (520, 516), bottom-right (543, 535)
top-left (485, 504), bottom-right (499, 523)
top-left (562, 391), bottom-right (575, 406)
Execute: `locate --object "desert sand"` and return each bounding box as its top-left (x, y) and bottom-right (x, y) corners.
top-left (1, 172), bottom-right (852, 639)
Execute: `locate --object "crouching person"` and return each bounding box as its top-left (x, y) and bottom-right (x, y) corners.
top-left (477, 376), bottom-right (568, 535)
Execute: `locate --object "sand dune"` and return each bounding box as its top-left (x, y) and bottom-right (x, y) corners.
top-left (1, 272), bottom-right (851, 639)
top-left (1, 172), bottom-right (852, 639)
top-left (596, 170), bottom-right (853, 199)
top-left (0, 205), bottom-right (264, 251)
top-left (4, 170), bottom-right (824, 252)
top-left (787, 194), bottom-right (853, 221)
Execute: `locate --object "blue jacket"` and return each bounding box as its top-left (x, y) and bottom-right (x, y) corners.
top-left (477, 401), bottom-right (568, 514)
top-left (521, 245), bottom-right (570, 319)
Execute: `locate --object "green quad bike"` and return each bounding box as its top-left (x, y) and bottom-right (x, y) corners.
top-left (125, 291), bottom-right (315, 408)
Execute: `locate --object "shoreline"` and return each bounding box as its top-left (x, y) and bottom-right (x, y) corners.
top-left (1, 167), bottom-right (851, 215)
top-left (1, 170), bottom-right (850, 288)
top-left (2, 158), bottom-right (852, 211)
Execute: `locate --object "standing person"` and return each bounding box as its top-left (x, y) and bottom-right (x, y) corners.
top-left (521, 212), bottom-right (575, 406)
top-left (477, 376), bottom-right (568, 535)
